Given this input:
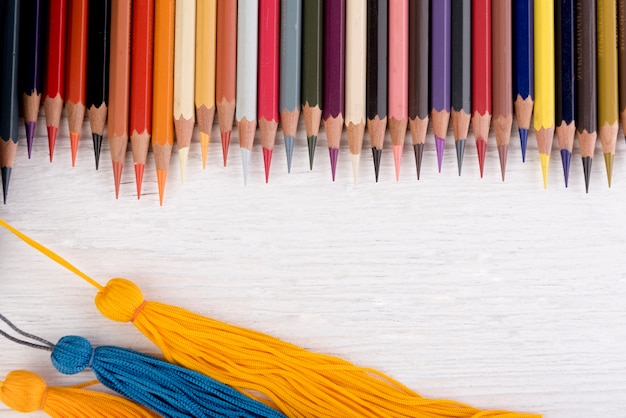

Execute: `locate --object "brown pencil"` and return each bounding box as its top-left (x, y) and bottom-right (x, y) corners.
top-left (492, 0), bottom-right (512, 180)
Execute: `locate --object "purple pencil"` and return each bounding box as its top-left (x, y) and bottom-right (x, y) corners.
top-left (323, 0), bottom-right (346, 181)
top-left (431, 0), bottom-right (451, 172)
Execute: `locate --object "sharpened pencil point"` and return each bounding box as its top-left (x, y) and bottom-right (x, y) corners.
top-left (70, 132), bottom-right (80, 167)
top-left (221, 131), bottom-right (231, 166)
top-left (263, 147), bottom-right (273, 183)
top-left (135, 164), bottom-right (145, 199)
top-left (329, 147), bottom-right (339, 181)
top-left (413, 143), bottom-right (424, 180)
top-left (92, 134), bottom-right (103, 170)
top-left (540, 153), bottom-right (550, 189)
top-left (476, 138), bottom-right (487, 178)
top-left (392, 145), bottom-right (403, 181)
top-left (604, 153), bottom-right (614, 188)
top-left (307, 135), bottom-right (317, 170)
top-left (241, 148), bottom-right (251, 185)
top-left (1, 167), bottom-right (11, 204)
top-left (112, 161), bottom-right (123, 199)
top-left (200, 132), bottom-right (210, 170)
top-left (582, 156), bottom-right (592, 193)
top-left (497, 145), bottom-right (508, 182)
top-left (25, 122), bottom-right (36, 159)
top-left (47, 126), bottom-right (58, 162)
top-left (560, 149), bottom-right (571, 187)
top-left (178, 147), bottom-right (189, 183)
top-left (156, 169), bottom-right (167, 206)
top-left (372, 148), bottom-right (382, 182)
top-left (455, 140), bottom-right (466, 176)
top-left (350, 153), bottom-right (360, 185)
top-left (435, 136), bottom-right (445, 173)
top-left (519, 128), bottom-right (528, 162)
top-left (284, 136), bottom-right (294, 173)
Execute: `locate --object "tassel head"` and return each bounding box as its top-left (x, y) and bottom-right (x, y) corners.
top-left (0, 370), bottom-right (47, 413)
top-left (95, 278), bottom-right (145, 323)
top-left (51, 336), bottom-right (93, 375)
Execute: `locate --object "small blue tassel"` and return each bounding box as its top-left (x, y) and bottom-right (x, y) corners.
top-left (51, 336), bottom-right (285, 418)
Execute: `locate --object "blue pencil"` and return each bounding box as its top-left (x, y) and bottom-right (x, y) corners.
top-left (513, 0), bottom-right (533, 162)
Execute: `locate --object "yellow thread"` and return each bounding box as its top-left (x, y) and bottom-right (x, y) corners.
top-left (0, 219), bottom-right (103, 291)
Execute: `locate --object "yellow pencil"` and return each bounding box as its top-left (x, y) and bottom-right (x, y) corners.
top-left (195, 0), bottom-right (217, 169)
top-left (598, 0), bottom-right (619, 187)
top-left (533, 0), bottom-right (555, 189)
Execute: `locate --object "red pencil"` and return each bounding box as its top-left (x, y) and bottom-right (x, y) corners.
top-left (43, 0), bottom-right (67, 161)
top-left (258, 0), bottom-right (280, 182)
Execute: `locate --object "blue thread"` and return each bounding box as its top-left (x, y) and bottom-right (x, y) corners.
top-left (50, 335), bottom-right (285, 418)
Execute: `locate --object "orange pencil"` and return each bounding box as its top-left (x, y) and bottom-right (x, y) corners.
top-left (130, 0), bottom-right (155, 198)
top-left (152, 0), bottom-right (176, 205)
top-left (65, 0), bottom-right (89, 166)
top-left (109, 0), bottom-right (132, 198)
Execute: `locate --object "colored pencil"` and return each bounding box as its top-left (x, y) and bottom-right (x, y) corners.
top-left (195, 0), bottom-right (217, 169)
top-left (472, 0), bottom-right (491, 178)
top-left (345, 0), bottom-right (367, 183)
top-left (280, 0), bottom-right (302, 174)
top-left (366, 0), bottom-right (387, 182)
top-left (408, 0), bottom-right (429, 179)
top-left (598, 0), bottom-right (619, 187)
top-left (534, 0), bottom-right (555, 188)
top-left (619, 0), bottom-right (626, 140)
top-left (555, 0), bottom-right (575, 186)
top-left (0, 0), bottom-right (20, 204)
top-left (575, 0), bottom-right (597, 192)
top-left (65, 0), bottom-right (89, 167)
top-left (431, 0), bottom-right (451, 173)
top-left (492, 0), bottom-right (512, 181)
top-left (236, 0), bottom-right (258, 185)
top-left (174, 0), bottom-right (196, 182)
top-left (108, 0), bottom-right (132, 198)
top-left (323, 0), bottom-right (345, 181)
top-left (43, 0), bottom-right (67, 161)
top-left (86, 0), bottom-right (110, 170)
top-left (258, 0), bottom-right (280, 183)
top-left (450, 0), bottom-right (471, 175)
top-left (302, 0), bottom-right (323, 170)
top-left (19, 0), bottom-right (44, 158)
top-left (388, 0), bottom-right (408, 181)
top-left (152, 0), bottom-right (176, 206)
top-left (513, 0), bottom-right (534, 162)
top-left (215, 0), bottom-right (237, 166)
top-left (130, 0), bottom-right (155, 198)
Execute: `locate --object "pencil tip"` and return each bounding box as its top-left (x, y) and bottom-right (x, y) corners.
top-left (329, 147), bottom-right (339, 181)
top-left (25, 122), bottom-right (36, 158)
top-left (604, 153), bottom-right (614, 188)
top-left (392, 145), bottom-right (402, 181)
top-left (560, 149), bottom-right (571, 188)
top-left (156, 169), bottom-right (167, 206)
top-left (1, 167), bottom-right (11, 204)
top-left (372, 148), bottom-right (382, 182)
top-left (200, 132), bottom-right (210, 170)
top-left (476, 138), bottom-right (487, 178)
top-left (540, 153), bottom-right (550, 189)
top-left (47, 126), bottom-right (58, 162)
top-left (435, 136), bottom-right (445, 173)
top-left (70, 132), bottom-right (80, 167)
top-left (263, 147), bottom-right (273, 183)
top-left (221, 131), bottom-right (231, 167)
top-left (112, 161), bottom-right (123, 199)
top-left (413, 143), bottom-right (424, 180)
top-left (92, 134), bottom-right (103, 170)
top-left (178, 147), bottom-right (189, 183)
top-left (582, 156), bottom-right (592, 193)
top-left (307, 135), bottom-right (317, 170)
top-left (284, 136), bottom-right (294, 173)
top-left (498, 145), bottom-right (508, 181)
top-left (241, 148), bottom-right (251, 185)
top-left (135, 164), bottom-right (145, 199)
top-left (519, 128), bottom-right (528, 162)
top-left (351, 153), bottom-right (360, 185)
top-left (455, 140), bottom-right (466, 176)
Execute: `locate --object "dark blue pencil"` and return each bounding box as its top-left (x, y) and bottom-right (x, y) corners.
top-left (513, 0), bottom-right (533, 162)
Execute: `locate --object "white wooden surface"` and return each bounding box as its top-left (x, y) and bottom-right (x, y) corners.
top-left (1, 114), bottom-right (626, 417)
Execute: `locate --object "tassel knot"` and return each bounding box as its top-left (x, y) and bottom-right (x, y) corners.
top-left (51, 336), bottom-right (93, 375)
top-left (95, 278), bottom-right (145, 322)
top-left (0, 370), bottom-right (48, 413)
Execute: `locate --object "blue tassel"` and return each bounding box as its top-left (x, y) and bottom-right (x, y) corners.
top-left (51, 336), bottom-right (286, 418)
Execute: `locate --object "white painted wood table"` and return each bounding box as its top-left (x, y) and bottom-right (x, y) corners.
top-left (1, 115), bottom-right (625, 417)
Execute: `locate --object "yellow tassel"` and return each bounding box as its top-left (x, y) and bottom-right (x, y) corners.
top-left (0, 219), bottom-right (542, 418)
top-left (0, 370), bottom-right (157, 417)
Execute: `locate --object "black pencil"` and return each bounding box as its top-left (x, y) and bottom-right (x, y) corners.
top-left (450, 0), bottom-right (470, 175)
